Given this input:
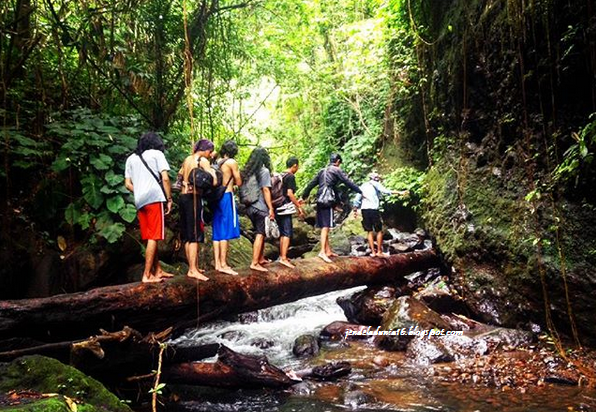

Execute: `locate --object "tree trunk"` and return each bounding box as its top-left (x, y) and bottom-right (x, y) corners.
top-left (0, 252), bottom-right (438, 342)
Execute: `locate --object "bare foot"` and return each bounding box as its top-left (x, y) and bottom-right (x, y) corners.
top-left (156, 269), bottom-right (175, 279)
top-left (328, 252), bottom-right (339, 257)
top-left (250, 263), bottom-right (269, 272)
top-left (187, 270), bottom-right (209, 281)
top-left (376, 252), bottom-right (388, 258)
top-left (218, 266), bottom-right (238, 276)
top-left (258, 258), bottom-right (272, 265)
top-left (142, 275), bottom-right (164, 283)
top-left (318, 253), bottom-right (332, 263)
top-left (278, 258), bottom-right (295, 269)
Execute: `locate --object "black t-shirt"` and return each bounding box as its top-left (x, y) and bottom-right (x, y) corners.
top-left (282, 173), bottom-right (297, 203)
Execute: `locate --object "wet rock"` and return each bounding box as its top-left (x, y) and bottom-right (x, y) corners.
top-left (337, 286), bottom-right (400, 326)
top-left (414, 277), bottom-right (469, 314)
top-left (319, 321), bottom-right (371, 341)
top-left (292, 334), bottom-right (320, 358)
top-left (375, 296), bottom-right (455, 351)
top-left (389, 243), bottom-right (411, 254)
top-left (306, 361), bottom-right (351, 381)
top-left (404, 267), bottom-right (442, 290)
top-left (343, 389), bottom-right (371, 409)
top-left (237, 311), bottom-right (259, 324)
top-left (407, 337), bottom-right (454, 364)
top-left (251, 338), bottom-right (275, 349)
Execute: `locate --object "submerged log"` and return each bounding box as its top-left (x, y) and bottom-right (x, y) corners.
top-left (163, 345), bottom-right (299, 388)
top-left (0, 251), bottom-right (438, 341)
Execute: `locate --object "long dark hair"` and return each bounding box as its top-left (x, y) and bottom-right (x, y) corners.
top-left (242, 146), bottom-right (272, 179)
top-left (134, 132), bottom-right (165, 155)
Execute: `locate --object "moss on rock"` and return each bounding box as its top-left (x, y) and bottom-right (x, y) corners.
top-left (0, 355), bottom-right (131, 412)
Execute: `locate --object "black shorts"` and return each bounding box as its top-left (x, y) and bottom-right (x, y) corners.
top-left (275, 214), bottom-right (293, 238)
top-left (362, 209), bottom-right (382, 232)
top-left (316, 205), bottom-right (335, 229)
top-left (246, 206), bottom-right (268, 236)
top-left (179, 194), bottom-right (205, 243)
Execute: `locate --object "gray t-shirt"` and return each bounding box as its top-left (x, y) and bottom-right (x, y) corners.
top-left (249, 166), bottom-right (272, 213)
top-left (125, 149), bottom-right (170, 210)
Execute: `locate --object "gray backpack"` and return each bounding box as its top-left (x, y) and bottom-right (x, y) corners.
top-left (239, 174), bottom-right (260, 206)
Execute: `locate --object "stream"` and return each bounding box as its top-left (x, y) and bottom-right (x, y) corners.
top-left (169, 288), bottom-right (596, 412)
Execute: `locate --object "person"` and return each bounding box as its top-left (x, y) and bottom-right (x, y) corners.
top-left (275, 156), bottom-right (306, 268)
top-left (301, 153), bottom-right (362, 263)
top-left (124, 132), bottom-right (174, 283)
top-left (241, 146), bottom-right (275, 272)
top-left (212, 140), bottom-right (242, 275)
top-left (353, 172), bottom-right (408, 257)
top-left (178, 139), bottom-right (217, 281)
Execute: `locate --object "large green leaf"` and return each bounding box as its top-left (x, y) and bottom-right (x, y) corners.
top-left (106, 196), bottom-right (125, 213)
top-left (81, 175), bottom-right (105, 209)
top-left (90, 154), bottom-right (113, 171)
top-left (119, 204), bottom-right (138, 223)
top-left (64, 203), bottom-right (81, 226)
top-left (52, 156), bottom-right (71, 172)
top-left (99, 222), bottom-right (126, 243)
top-left (105, 170), bottom-right (124, 187)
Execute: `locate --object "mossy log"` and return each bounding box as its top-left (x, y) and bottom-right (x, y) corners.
top-left (0, 252), bottom-right (438, 342)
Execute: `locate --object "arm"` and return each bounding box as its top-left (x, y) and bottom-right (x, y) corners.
top-left (263, 187), bottom-right (275, 220)
top-left (125, 177), bottom-right (134, 193)
top-left (231, 160), bottom-right (242, 186)
top-left (338, 169), bottom-right (362, 194)
top-left (287, 188), bottom-right (305, 218)
top-left (301, 171), bottom-right (321, 199)
top-left (160, 170), bottom-right (173, 215)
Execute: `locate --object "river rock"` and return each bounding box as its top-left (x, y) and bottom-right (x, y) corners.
top-left (0, 355), bottom-right (131, 411)
top-left (319, 321), bottom-right (371, 341)
top-left (406, 337), bottom-right (454, 365)
top-left (375, 296), bottom-right (455, 351)
top-left (414, 277), bottom-right (469, 314)
top-left (293, 334), bottom-right (320, 358)
top-left (337, 286), bottom-right (400, 325)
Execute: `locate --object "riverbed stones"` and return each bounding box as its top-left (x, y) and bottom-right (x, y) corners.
top-left (337, 286), bottom-right (400, 326)
top-left (293, 334), bottom-right (320, 358)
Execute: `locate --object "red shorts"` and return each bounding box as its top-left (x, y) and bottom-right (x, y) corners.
top-left (138, 202), bottom-right (165, 240)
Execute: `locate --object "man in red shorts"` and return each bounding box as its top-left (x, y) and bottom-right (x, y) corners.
top-left (125, 132), bottom-right (174, 283)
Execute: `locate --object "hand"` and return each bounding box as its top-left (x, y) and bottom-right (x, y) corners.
top-left (269, 208), bottom-right (275, 220)
top-left (399, 190), bottom-right (410, 197)
top-left (298, 208), bottom-right (305, 219)
top-left (165, 199), bottom-right (173, 215)
top-left (298, 198), bottom-right (305, 206)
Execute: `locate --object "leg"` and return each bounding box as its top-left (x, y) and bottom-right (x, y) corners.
top-left (279, 236), bottom-right (295, 268)
top-left (367, 231), bottom-right (375, 255)
top-left (250, 234), bottom-right (268, 272)
top-left (213, 241), bottom-right (221, 271)
top-left (376, 231), bottom-right (385, 256)
top-left (142, 240), bottom-right (162, 283)
top-left (219, 240), bottom-right (238, 275)
top-left (186, 242), bottom-right (209, 281)
top-left (318, 228), bottom-right (332, 263)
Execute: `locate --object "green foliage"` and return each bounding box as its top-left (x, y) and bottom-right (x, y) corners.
top-left (48, 109), bottom-right (143, 243)
top-left (552, 113), bottom-right (596, 188)
top-left (383, 167), bottom-right (426, 209)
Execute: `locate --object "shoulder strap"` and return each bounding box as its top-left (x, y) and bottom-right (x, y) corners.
top-left (138, 152), bottom-right (168, 200)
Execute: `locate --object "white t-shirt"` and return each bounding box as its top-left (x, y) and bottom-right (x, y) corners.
top-left (356, 180), bottom-right (392, 210)
top-left (125, 149), bottom-right (170, 210)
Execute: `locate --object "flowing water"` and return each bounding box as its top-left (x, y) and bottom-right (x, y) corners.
top-left (169, 288), bottom-right (596, 412)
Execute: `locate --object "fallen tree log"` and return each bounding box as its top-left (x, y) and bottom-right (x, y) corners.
top-left (0, 251), bottom-right (439, 341)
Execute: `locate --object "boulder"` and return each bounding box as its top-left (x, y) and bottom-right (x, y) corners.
top-left (292, 334), bottom-right (320, 358)
top-left (0, 355), bottom-right (131, 411)
top-left (337, 286), bottom-right (400, 326)
top-left (319, 321), bottom-right (371, 341)
top-left (414, 277), bottom-right (469, 314)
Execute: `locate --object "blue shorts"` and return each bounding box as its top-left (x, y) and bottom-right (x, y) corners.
top-left (316, 205), bottom-right (335, 229)
top-left (275, 214), bottom-right (293, 238)
top-left (212, 192), bottom-right (240, 241)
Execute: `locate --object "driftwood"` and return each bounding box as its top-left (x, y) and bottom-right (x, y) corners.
top-left (0, 252), bottom-right (438, 342)
top-left (163, 345), bottom-right (299, 388)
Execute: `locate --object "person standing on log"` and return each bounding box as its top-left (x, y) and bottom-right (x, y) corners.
top-left (124, 132), bottom-right (174, 283)
top-left (301, 153), bottom-right (362, 263)
top-left (353, 172), bottom-right (408, 257)
top-left (239, 147), bottom-right (275, 272)
top-left (275, 156), bottom-right (305, 268)
top-left (179, 139), bottom-right (217, 281)
top-left (212, 140), bottom-right (242, 275)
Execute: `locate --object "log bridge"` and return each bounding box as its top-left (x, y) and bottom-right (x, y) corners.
top-left (0, 251), bottom-right (438, 342)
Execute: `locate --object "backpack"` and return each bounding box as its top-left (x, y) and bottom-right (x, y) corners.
top-left (316, 168), bottom-right (336, 208)
top-left (270, 172), bottom-right (288, 208)
top-left (239, 174), bottom-right (260, 206)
